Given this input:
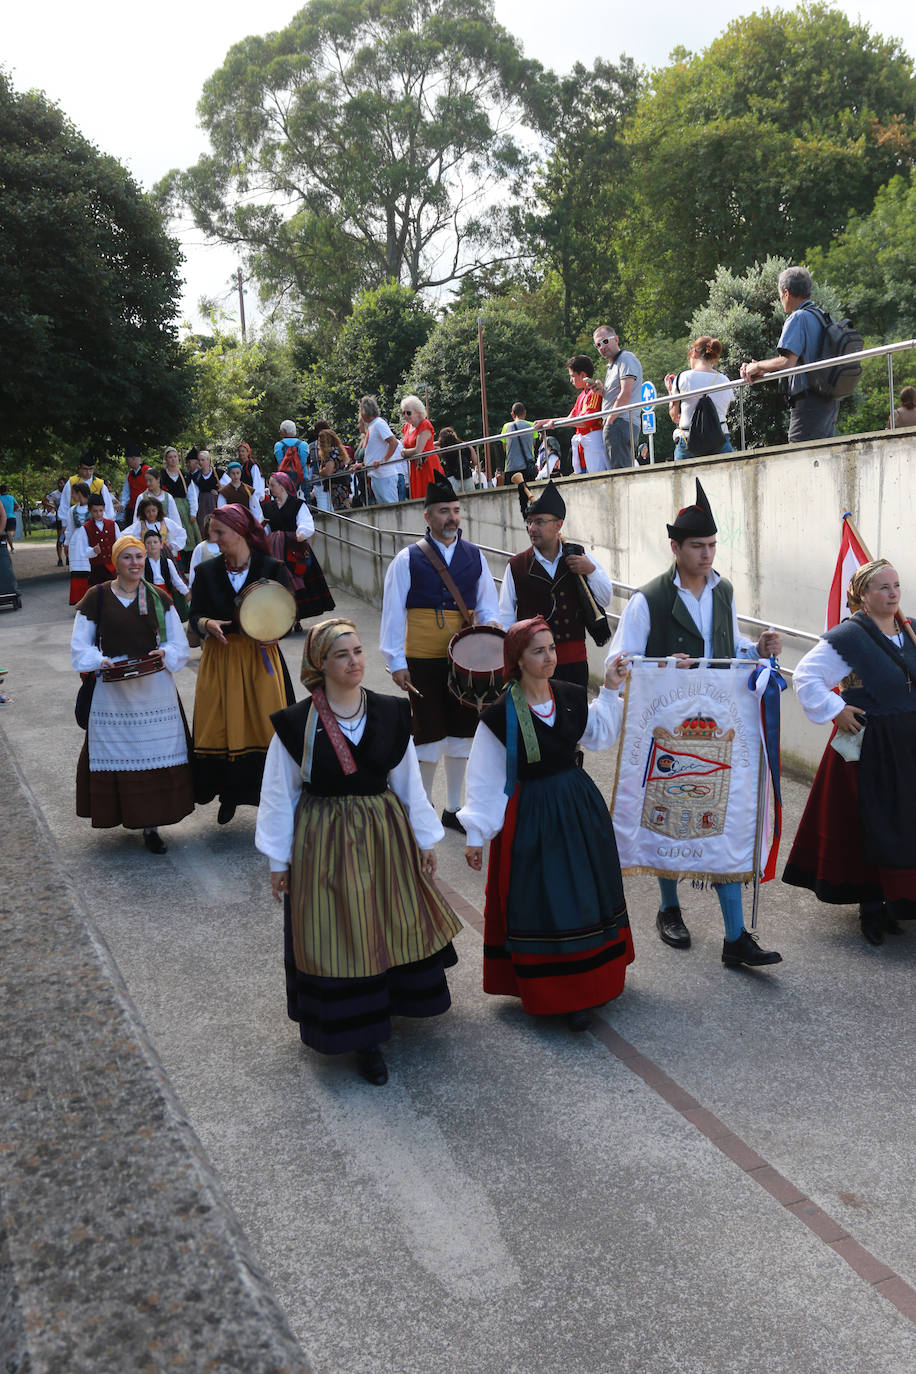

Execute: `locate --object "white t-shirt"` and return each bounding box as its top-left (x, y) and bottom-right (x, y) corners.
top-left (365, 417), bottom-right (402, 475)
top-left (674, 368), bottom-right (733, 431)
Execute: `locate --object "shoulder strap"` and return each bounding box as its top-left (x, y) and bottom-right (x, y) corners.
top-left (415, 538), bottom-right (473, 625)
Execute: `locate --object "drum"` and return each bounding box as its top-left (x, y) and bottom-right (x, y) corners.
top-left (235, 578), bottom-right (296, 643)
top-left (101, 654), bottom-right (164, 683)
top-left (447, 624), bottom-right (507, 711)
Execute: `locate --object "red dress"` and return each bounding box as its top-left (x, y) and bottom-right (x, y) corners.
top-left (402, 419), bottom-right (443, 500)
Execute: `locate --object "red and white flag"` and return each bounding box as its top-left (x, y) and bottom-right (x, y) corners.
top-left (825, 514), bottom-right (870, 630)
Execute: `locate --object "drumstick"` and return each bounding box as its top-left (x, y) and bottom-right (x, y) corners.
top-left (385, 667), bottom-right (423, 698)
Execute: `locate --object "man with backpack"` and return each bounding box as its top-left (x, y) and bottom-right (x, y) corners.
top-left (741, 266), bottom-right (860, 443)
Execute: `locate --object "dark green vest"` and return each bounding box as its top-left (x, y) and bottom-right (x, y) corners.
top-left (640, 565), bottom-right (736, 659)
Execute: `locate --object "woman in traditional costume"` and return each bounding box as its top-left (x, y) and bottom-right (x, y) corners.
top-left (400, 394), bottom-right (444, 501)
top-left (262, 472), bottom-right (335, 632)
top-left (190, 450), bottom-right (222, 531)
top-left (160, 447), bottom-right (200, 565)
top-left (783, 559), bottom-right (916, 946)
top-left (188, 504), bottom-right (295, 825)
top-left (255, 619), bottom-right (461, 1085)
top-left (460, 617), bottom-right (634, 1030)
top-left (70, 535), bottom-right (194, 854)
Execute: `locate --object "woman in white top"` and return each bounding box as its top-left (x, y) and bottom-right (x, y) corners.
top-left (359, 395), bottom-right (402, 505)
top-left (668, 336), bottom-right (734, 461)
top-left (125, 496), bottom-right (187, 559)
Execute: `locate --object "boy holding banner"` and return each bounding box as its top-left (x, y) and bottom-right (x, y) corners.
top-left (608, 480), bottom-right (783, 968)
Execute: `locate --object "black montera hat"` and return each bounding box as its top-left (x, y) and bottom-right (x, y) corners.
top-left (124, 441), bottom-right (141, 459)
top-left (525, 479), bottom-right (565, 521)
top-left (424, 478), bottom-right (457, 507)
top-left (667, 479), bottom-right (717, 539)
top-left (185, 447), bottom-right (199, 463)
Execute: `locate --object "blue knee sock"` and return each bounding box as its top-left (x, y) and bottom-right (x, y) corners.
top-left (658, 877), bottom-right (680, 910)
top-left (714, 882), bottom-right (745, 941)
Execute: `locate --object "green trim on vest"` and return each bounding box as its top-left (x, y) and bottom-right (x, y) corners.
top-left (640, 565), bottom-right (736, 659)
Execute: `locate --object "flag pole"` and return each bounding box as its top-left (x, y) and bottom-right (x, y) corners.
top-left (841, 515), bottom-right (916, 649)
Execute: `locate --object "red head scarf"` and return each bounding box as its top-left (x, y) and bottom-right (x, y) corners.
top-left (272, 472), bottom-right (299, 501)
top-left (210, 504), bottom-right (269, 554)
top-left (503, 615), bottom-right (551, 679)
top-left (237, 441), bottom-right (252, 462)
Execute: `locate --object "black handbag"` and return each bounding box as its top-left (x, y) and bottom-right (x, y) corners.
top-left (74, 585), bottom-right (104, 728)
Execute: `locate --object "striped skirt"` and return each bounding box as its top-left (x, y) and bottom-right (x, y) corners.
top-left (286, 789), bottom-right (462, 1053)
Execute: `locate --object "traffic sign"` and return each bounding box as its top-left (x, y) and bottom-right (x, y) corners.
top-left (641, 380), bottom-right (657, 404)
top-left (641, 409), bottom-right (656, 435)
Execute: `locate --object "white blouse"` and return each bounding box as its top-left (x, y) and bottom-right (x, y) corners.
top-left (457, 685), bottom-right (624, 847)
top-left (70, 593), bottom-right (188, 676)
top-left (255, 719), bottom-right (444, 872)
top-left (793, 633), bottom-right (906, 725)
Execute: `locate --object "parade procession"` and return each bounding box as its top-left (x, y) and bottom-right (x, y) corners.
top-left (4, 1), bottom-right (916, 1370)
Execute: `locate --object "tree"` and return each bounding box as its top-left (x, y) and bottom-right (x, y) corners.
top-left (618, 5), bottom-right (916, 339)
top-left (159, 0), bottom-right (542, 330)
top-left (402, 302), bottom-right (570, 448)
top-left (807, 170), bottom-right (916, 341)
top-left (0, 73), bottom-right (192, 457)
top-left (302, 282), bottom-right (434, 429)
top-left (522, 59), bottom-right (640, 344)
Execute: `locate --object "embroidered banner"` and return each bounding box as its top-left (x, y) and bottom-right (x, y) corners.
top-left (611, 659), bottom-right (782, 883)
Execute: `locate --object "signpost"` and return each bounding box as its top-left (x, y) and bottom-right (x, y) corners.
top-left (641, 380), bottom-right (657, 463)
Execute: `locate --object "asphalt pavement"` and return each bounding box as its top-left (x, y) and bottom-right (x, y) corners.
top-left (1, 552), bottom-right (915, 1373)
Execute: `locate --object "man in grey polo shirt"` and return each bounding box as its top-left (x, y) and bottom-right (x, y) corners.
top-left (592, 325), bottom-right (643, 469)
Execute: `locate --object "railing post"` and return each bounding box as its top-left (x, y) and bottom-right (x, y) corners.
top-left (888, 354), bottom-right (896, 429)
top-left (738, 387), bottom-right (747, 452)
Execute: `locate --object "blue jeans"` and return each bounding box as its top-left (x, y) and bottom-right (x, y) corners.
top-left (674, 436), bottom-right (734, 461)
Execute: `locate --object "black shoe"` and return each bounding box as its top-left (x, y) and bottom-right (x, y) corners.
top-left (357, 1048), bottom-right (388, 1086)
top-left (566, 1009), bottom-right (592, 1032)
top-left (656, 906), bottom-right (691, 948)
top-left (722, 930), bottom-right (782, 968)
top-left (143, 829), bottom-right (167, 854)
top-left (859, 903), bottom-right (885, 947)
top-left (441, 808), bottom-right (466, 834)
top-left (217, 801), bottom-right (237, 825)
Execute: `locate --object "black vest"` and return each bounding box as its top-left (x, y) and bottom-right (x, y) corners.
top-left (270, 691), bottom-right (412, 796)
top-left (509, 548), bottom-right (584, 646)
top-left (824, 615), bottom-right (916, 717)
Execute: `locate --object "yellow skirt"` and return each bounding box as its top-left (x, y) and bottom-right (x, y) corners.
top-left (289, 790), bottom-right (462, 979)
top-left (193, 634), bottom-right (287, 759)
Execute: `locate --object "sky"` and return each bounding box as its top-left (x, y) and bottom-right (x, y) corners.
top-left (4, 1), bottom-right (912, 332)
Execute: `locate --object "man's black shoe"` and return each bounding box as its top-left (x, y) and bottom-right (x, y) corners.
top-left (656, 906), bottom-right (691, 948)
top-left (722, 930), bottom-right (783, 968)
top-left (441, 809), bottom-right (466, 834)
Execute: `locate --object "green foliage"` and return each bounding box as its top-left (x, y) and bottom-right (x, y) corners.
top-left (159, 0), bottom-right (542, 331)
top-left (522, 59), bottom-right (640, 344)
top-left (402, 302), bottom-right (570, 446)
top-left (808, 171), bottom-right (916, 341)
top-left (0, 72), bottom-right (192, 459)
top-left (302, 282), bottom-right (434, 430)
top-left (618, 4), bottom-right (916, 339)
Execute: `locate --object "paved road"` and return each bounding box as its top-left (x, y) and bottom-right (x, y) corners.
top-left (2, 562), bottom-right (915, 1373)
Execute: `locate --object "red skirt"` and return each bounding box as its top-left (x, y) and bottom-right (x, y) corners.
top-left (69, 573), bottom-right (89, 605)
top-left (783, 732), bottom-right (916, 904)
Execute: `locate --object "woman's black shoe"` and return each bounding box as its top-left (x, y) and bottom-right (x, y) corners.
top-left (217, 801), bottom-right (237, 825)
top-left (358, 1048), bottom-right (388, 1085)
top-left (566, 1010), bottom-right (592, 1032)
top-left (859, 904), bottom-right (885, 946)
top-left (143, 829), bottom-right (167, 854)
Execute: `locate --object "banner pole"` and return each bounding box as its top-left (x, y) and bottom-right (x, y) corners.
top-left (750, 745), bottom-right (767, 932)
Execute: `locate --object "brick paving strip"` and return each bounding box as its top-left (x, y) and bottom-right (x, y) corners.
top-left (436, 878), bottom-right (916, 1325)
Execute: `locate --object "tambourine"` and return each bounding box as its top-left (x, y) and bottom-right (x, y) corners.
top-left (235, 578), bottom-right (296, 644)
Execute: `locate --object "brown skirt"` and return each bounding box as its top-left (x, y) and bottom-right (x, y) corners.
top-left (76, 743), bottom-right (194, 829)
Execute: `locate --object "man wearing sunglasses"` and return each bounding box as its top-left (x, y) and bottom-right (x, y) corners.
top-left (592, 326), bottom-right (643, 470)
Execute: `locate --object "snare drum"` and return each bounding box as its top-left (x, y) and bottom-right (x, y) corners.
top-left (100, 654), bottom-right (164, 683)
top-left (447, 624), bottom-right (507, 711)
top-left (235, 578), bottom-right (296, 643)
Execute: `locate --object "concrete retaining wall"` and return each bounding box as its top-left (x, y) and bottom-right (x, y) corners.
top-left (311, 426), bottom-right (916, 776)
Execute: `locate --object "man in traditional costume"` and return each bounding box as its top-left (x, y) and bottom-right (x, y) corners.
top-left (608, 479), bottom-right (784, 968)
top-left (380, 478), bottom-right (500, 829)
top-left (499, 479), bottom-right (612, 688)
top-left (118, 443), bottom-right (150, 523)
top-left (59, 456), bottom-right (116, 525)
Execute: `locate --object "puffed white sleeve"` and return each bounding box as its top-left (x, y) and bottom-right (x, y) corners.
top-left (248, 493), bottom-right (263, 521)
top-left (793, 639), bottom-right (849, 724)
top-left (456, 721), bottom-right (509, 847)
top-left (166, 560), bottom-right (190, 595)
top-left (474, 557), bottom-right (501, 626)
top-left (71, 613), bottom-right (104, 672)
top-left (187, 481), bottom-right (199, 518)
top-left (251, 466), bottom-right (266, 501)
top-left (608, 591), bottom-right (650, 659)
top-left (161, 607), bottom-right (190, 674)
top-left (255, 734), bottom-right (302, 871)
top-left (379, 550), bottom-right (411, 672)
top-left (295, 502), bottom-right (315, 538)
top-left (580, 685), bottom-right (624, 751)
top-left (731, 594), bottom-right (760, 659)
top-left (102, 487), bottom-right (116, 519)
top-left (497, 563), bottom-right (517, 629)
top-left (387, 740), bottom-right (445, 850)
top-left (584, 557), bottom-right (613, 609)
top-left (166, 516), bottom-right (187, 552)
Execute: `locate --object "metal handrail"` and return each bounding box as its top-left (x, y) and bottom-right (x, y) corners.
top-left (311, 511), bottom-right (820, 645)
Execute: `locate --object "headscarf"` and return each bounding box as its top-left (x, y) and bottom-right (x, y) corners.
top-left (210, 503), bottom-right (269, 554)
top-left (301, 618), bottom-right (357, 688)
top-left (237, 442), bottom-right (252, 463)
top-left (112, 535), bottom-right (146, 563)
top-left (503, 615), bottom-right (550, 680)
top-left (848, 558), bottom-right (892, 614)
top-left (272, 471), bottom-right (299, 502)
top-left (225, 460), bottom-right (243, 474)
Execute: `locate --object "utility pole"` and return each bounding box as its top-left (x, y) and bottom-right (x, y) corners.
top-left (236, 267), bottom-right (247, 343)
